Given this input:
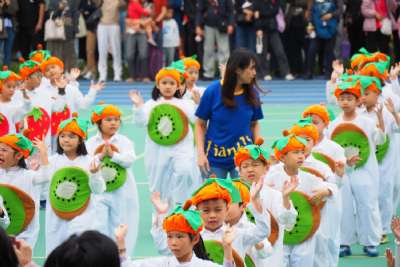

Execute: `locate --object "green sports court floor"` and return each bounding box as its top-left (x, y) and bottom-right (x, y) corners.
top-left (32, 103), bottom-right (395, 267)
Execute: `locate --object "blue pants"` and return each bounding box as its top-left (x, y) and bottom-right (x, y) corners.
top-left (203, 166), bottom-right (239, 179)
top-left (0, 27), bottom-right (15, 66)
top-left (235, 25), bottom-right (256, 52)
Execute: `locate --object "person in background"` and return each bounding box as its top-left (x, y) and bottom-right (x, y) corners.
top-left (97, 0), bottom-right (126, 82)
top-left (162, 6), bottom-right (180, 66)
top-left (304, 0), bottom-right (341, 79)
top-left (16, 0), bottom-right (45, 60)
top-left (253, 0), bottom-right (294, 81)
top-left (0, 0), bottom-right (18, 66)
top-left (47, 0), bottom-right (80, 72)
top-left (80, 0), bottom-right (102, 80)
top-left (283, 0), bottom-right (308, 77)
top-left (183, 0), bottom-right (202, 63)
top-left (361, 0), bottom-right (397, 54)
top-left (344, 0), bottom-right (364, 55)
top-left (235, 0), bottom-right (256, 52)
top-left (196, 0), bottom-right (234, 80)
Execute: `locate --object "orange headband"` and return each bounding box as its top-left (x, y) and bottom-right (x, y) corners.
top-left (232, 180), bottom-right (250, 206)
top-left (274, 135), bottom-right (306, 161)
top-left (40, 56), bottom-right (64, 73)
top-left (289, 124), bottom-right (319, 145)
top-left (302, 105), bottom-right (330, 125)
top-left (91, 104), bottom-right (122, 124)
top-left (234, 138), bottom-right (268, 167)
top-left (155, 68), bottom-right (181, 85)
top-left (163, 213), bottom-right (203, 235)
top-left (184, 182), bottom-right (232, 209)
top-left (182, 57), bottom-right (201, 70)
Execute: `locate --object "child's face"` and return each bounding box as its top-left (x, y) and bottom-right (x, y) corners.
top-left (361, 89), bottom-right (379, 109)
top-left (0, 143), bottom-right (21, 169)
top-left (158, 77), bottom-right (178, 99)
top-left (0, 80), bottom-right (17, 99)
top-left (226, 203), bottom-right (245, 224)
top-left (100, 116), bottom-right (121, 137)
top-left (167, 231), bottom-right (197, 259)
top-left (310, 114), bottom-right (326, 137)
top-left (239, 158), bottom-right (268, 184)
top-left (197, 199), bottom-right (228, 231)
top-left (44, 64), bottom-right (63, 80)
top-left (24, 73), bottom-right (42, 90)
top-left (337, 93), bottom-right (359, 113)
top-left (186, 67), bottom-right (199, 85)
top-left (59, 131), bottom-right (80, 154)
top-left (298, 134), bottom-right (315, 156)
top-left (282, 149), bottom-right (305, 169)
top-left (166, 8), bottom-right (174, 19)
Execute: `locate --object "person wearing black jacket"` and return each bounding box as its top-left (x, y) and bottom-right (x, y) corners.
top-left (235, 0), bottom-right (256, 51)
top-left (196, 0), bottom-right (234, 79)
top-left (183, 0), bottom-right (203, 62)
top-left (253, 0), bottom-right (294, 80)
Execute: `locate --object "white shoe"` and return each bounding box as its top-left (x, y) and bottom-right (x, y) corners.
top-left (83, 71), bottom-right (93, 80)
top-left (285, 74), bottom-right (295, 80)
top-left (264, 75), bottom-right (272, 81)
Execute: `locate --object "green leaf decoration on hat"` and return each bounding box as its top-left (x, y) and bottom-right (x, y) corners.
top-left (231, 178), bottom-right (251, 190)
top-left (19, 60), bottom-right (39, 71)
top-left (244, 143), bottom-right (269, 162)
top-left (327, 107), bottom-right (336, 121)
top-left (27, 107), bottom-right (43, 122)
top-left (168, 205), bottom-right (203, 232)
top-left (296, 117), bottom-right (313, 128)
top-left (14, 134), bottom-right (34, 156)
top-left (0, 70), bottom-right (12, 80)
top-left (271, 135), bottom-right (307, 151)
top-left (93, 104), bottom-right (107, 116)
top-left (59, 117), bottom-right (90, 136)
top-left (351, 75), bottom-right (382, 94)
top-left (363, 61), bottom-right (388, 74)
top-left (167, 60), bottom-right (186, 74)
top-left (192, 178), bottom-right (242, 204)
top-left (28, 49), bottom-right (51, 62)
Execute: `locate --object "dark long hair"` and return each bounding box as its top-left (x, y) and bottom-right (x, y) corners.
top-left (222, 48), bottom-right (262, 108)
top-left (190, 234), bottom-right (210, 261)
top-left (151, 85), bottom-right (182, 100)
top-left (0, 228), bottom-right (19, 267)
top-left (44, 231), bottom-right (120, 267)
top-left (56, 136), bottom-right (88, 156)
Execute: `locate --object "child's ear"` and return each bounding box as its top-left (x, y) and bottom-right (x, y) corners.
top-left (192, 234), bottom-right (200, 245)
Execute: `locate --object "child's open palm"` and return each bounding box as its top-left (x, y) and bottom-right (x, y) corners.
top-left (391, 217), bottom-right (400, 241)
top-left (69, 68), bottom-right (81, 82)
top-left (90, 80), bottom-right (105, 91)
top-left (222, 224), bottom-right (235, 247)
top-left (282, 176), bottom-right (299, 197)
top-left (129, 90), bottom-right (144, 107)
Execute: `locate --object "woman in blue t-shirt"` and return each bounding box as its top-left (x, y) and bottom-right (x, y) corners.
top-left (195, 48), bottom-right (264, 178)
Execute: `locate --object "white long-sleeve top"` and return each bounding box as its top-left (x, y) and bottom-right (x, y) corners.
top-left (63, 81), bottom-right (98, 113)
top-left (122, 254), bottom-right (234, 267)
top-left (86, 132), bottom-right (137, 168)
top-left (151, 204), bottom-right (270, 260)
top-left (0, 166), bottom-right (42, 247)
top-left (0, 97), bottom-right (32, 134)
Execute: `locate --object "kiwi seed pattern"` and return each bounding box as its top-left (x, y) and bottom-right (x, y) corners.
top-left (331, 123), bottom-right (370, 169)
top-left (204, 240), bottom-right (245, 267)
top-left (283, 191), bottom-right (321, 245)
top-left (101, 156), bottom-right (127, 192)
top-left (376, 135), bottom-right (390, 163)
top-left (148, 104), bottom-right (189, 146)
top-left (50, 167), bottom-right (91, 219)
top-left (0, 184), bottom-right (35, 235)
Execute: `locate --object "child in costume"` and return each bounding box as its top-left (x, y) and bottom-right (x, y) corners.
top-left (355, 75), bottom-right (400, 244)
top-left (0, 134), bottom-right (41, 247)
top-left (116, 208), bottom-right (235, 267)
top-left (233, 139), bottom-right (298, 267)
top-left (0, 195), bottom-right (9, 229)
top-left (264, 134), bottom-right (336, 267)
top-left (151, 177), bottom-right (270, 262)
top-left (130, 66), bottom-right (200, 205)
top-left (34, 116), bottom-right (106, 254)
top-left (287, 118), bottom-right (343, 267)
top-left (327, 77), bottom-right (385, 257)
top-left (0, 67), bottom-right (31, 135)
top-left (86, 103), bottom-right (140, 256)
top-left (181, 56), bottom-right (205, 104)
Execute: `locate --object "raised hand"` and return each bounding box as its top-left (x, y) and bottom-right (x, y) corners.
top-left (222, 224), bottom-right (235, 247)
top-left (335, 161), bottom-right (345, 177)
top-left (385, 98), bottom-right (396, 114)
top-left (32, 138), bottom-right (49, 165)
top-left (115, 224), bottom-right (128, 243)
top-left (282, 176), bottom-right (299, 197)
top-left (391, 216), bottom-right (400, 241)
top-left (89, 160), bottom-right (101, 174)
top-left (54, 75), bottom-right (68, 89)
top-left (150, 192), bottom-right (169, 214)
top-left (250, 176), bottom-right (264, 201)
top-left (129, 90), bottom-right (144, 107)
top-left (90, 80), bottom-right (105, 91)
top-left (310, 188), bottom-right (330, 206)
top-left (69, 68), bottom-right (81, 82)
top-left (191, 90), bottom-right (201, 104)
top-left (13, 239), bottom-right (33, 267)
top-left (386, 248), bottom-right (395, 267)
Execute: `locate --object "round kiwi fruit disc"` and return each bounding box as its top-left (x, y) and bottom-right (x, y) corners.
top-left (147, 104), bottom-right (189, 146)
top-left (0, 184), bottom-right (35, 235)
top-left (101, 156), bottom-right (127, 192)
top-left (284, 191), bottom-right (321, 245)
top-left (331, 123), bottom-right (370, 169)
top-left (245, 254), bottom-right (256, 267)
top-left (204, 240), bottom-right (244, 267)
top-left (50, 167), bottom-right (91, 220)
top-left (312, 152), bottom-right (336, 172)
top-left (376, 135), bottom-right (390, 163)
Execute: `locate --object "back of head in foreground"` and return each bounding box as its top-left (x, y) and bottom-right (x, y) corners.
top-left (44, 231), bottom-right (120, 267)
